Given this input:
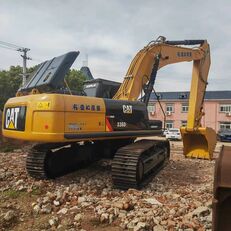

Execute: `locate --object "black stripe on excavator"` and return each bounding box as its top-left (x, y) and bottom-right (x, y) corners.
top-left (64, 130), bottom-right (162, 140)
top-left (165, 40), bottom-right (205, 46)
top-left (103, 99), bottom-right (149, 131)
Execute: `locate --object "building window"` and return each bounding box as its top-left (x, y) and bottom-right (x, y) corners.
top-left (181, 120), bottom-right (187, 127)
top-left (166, 121), bottom-right (174, 129)
top-left (166, 104), bottom-right (174, 113)
top-left (181, 103), bottom-right (189, 113)
top-left (220, 122), bottom-right (231, 130)
top-left (147, 104), bottom-right (155, 113)
top-left (220, 104), bottom-right (231, 113)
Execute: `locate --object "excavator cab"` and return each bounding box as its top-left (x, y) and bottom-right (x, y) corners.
top-left (180, 127), bottom-right (217, 159)
top-left (83, 78), bottom-right (121, 98)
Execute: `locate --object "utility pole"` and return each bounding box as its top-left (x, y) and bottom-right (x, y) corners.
top-left (0, 41), bottom-right (31, 86)
top-left (18, 47), bottom-right (31, 86)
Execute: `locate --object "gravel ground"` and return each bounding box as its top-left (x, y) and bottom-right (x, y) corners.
top-left (0, 140), bottom-right (227, 231)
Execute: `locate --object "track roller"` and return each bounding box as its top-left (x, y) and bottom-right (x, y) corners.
top-left (112, 139), bottom-right (170, 189)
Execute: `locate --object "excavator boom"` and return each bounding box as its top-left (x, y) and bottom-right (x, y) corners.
top-left (114, 37), bottom-right (216, 159)
top-left (114, 39), bottom-right (206, 102)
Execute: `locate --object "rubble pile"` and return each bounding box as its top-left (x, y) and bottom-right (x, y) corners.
top-left (0, 142), bottom-right (217, 230)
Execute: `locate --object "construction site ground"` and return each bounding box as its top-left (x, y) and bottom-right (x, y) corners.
top-left (0, 139), bottom-right (229, 231)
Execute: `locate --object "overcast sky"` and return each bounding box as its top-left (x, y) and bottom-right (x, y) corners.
top-left (0, 0), bottom-right (230, 91)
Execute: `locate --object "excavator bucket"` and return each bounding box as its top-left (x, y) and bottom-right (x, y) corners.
top-left (180, 127), bottom-right (217, 160)
top-left (213, 145), bottom-right (231, 231)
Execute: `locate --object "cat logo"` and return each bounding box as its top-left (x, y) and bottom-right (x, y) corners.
top-left (123, 105), bottom-right (132, 114)
top-left (5, 107), bottom-right (20, 129)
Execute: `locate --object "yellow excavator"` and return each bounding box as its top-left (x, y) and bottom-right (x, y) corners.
top-left (2, 36), bottom-right (216, 189)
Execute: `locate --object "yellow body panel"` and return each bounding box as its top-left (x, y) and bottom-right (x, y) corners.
top-left (2, 94), bottom-right (106, 142)
top-left (64, 96), bottom-right (105, 133)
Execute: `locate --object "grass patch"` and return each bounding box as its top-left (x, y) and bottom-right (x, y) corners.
top-left (30, 187), bottom-right (42, 196)
top-left (0, 144), bottom-right (17, 153)
top-left (90, 217), bottom-right (101, 226)
top-left (1, 189), bottom-right (25, 199)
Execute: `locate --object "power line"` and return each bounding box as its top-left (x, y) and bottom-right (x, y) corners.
top-left (0, 41), bottom-right (27, 52)
top-left (0, 40), bottom-right (31, 85)
top-left (0, 44), bottom-right (18, 51)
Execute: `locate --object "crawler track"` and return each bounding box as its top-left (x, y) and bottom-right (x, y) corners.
top-left (26, 139), bottom-right (133, 180)
top-left (26, 146), bottom-right (48, 179)
top-left (26, 143), bottom-right (99, 179)
top-left (112, 139), bottom-right (170, 189)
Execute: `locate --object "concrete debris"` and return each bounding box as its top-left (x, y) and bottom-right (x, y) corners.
top-left (192, 206), bottom-right (210, 217)
top-left (48, 216), bottom-right (59, 227)
top-left (74, 213), bottom-right (82, 222)
top-left (3, 210), bottom-right (16, 221)
top-left (57, 207), bottom-right (68, 215)
top-left (0, 141), bottom-right (217, 230)
top-left (143, 198), bottom-right (162, 205)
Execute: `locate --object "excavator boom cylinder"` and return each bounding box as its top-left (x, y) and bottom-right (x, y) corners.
top-left (165, 40), bottom-right (205, 46)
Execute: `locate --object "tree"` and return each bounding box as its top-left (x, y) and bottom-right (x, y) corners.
top-left (65, 69), bottom-right (86, 93)
top-left (0, 66), bottom-right (22, 110)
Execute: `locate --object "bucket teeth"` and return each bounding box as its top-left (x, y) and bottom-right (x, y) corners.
top-left (180, 127), bottom-right (217, 160)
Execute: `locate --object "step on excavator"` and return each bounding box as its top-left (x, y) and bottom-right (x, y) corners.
top-left (2, 36), bottom-right (217, 189)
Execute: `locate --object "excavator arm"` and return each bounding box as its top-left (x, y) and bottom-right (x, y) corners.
top-left (114, 37), bottom-right (208, 103)
top-left (114, 36), bottom-right (216, 159)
